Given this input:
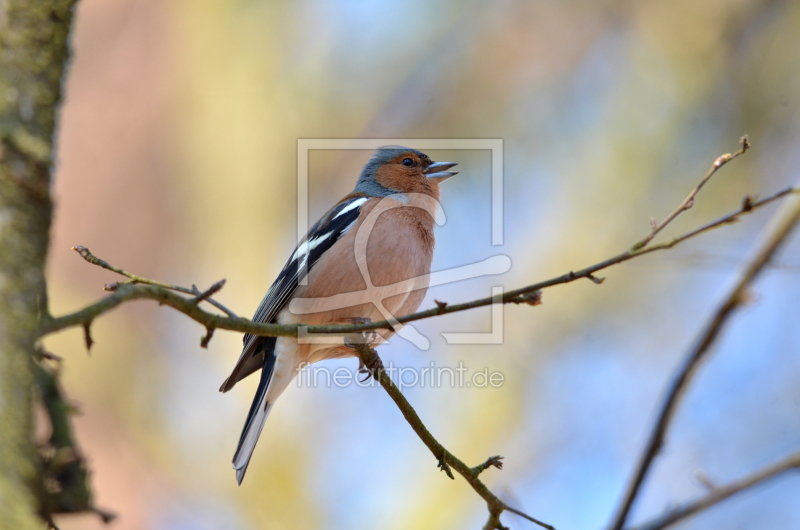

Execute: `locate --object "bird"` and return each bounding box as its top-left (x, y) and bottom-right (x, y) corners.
top-left (220, 146), bottom-right (457, 484)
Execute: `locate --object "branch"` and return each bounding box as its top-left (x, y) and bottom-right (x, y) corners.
top-left (630, 135), bottom-right (750, 251)
top-left (626, 449), bottom-right (800, 530)
top-left (34, 358), bottom-right (115, 524)
top-left (42, 185), bottom-right (796, 340)
top-left (40, 139), bottom-right (783, 342)
top-left (608, 178), bottom-right (800, 530)
top-left (354, 344), bottom-right (554, 530)
top-left (42, 139), bottom-right (794, 340)
top-left (40, 282), bottom-right (300, 338)
top-left (72, 246), bottom-right (237, 318)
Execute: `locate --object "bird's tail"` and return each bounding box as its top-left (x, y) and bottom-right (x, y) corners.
top-left (232, 347), bottom-right (277, 485)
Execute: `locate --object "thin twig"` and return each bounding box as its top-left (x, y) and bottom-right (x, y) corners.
top-left (192, 279), bottom-right (226, 304)
top-left (200, 327), bottom-right (215, 348)
top-left (472, 455), bottom-right (504, 476)
top-left (36, 348), bottom-right (63, 362)
top-left (505, 506), bottom-right (556, 530)
top-left (354, 343), bottom-right (554, 530)
top-left (626, 449), bottom-right (800, 530)
top-left (608, 179), bottom-right (800, 530)
top-left (631, 135), bottom-right (750, 251)
top-left (82, 322), bottom-right (93, 351)
top-left (72, 245), bottom-right (189, 292)
top-left (692, 469), bottom-right (716, 491)
top-left (71, 246), bottom-right (238, 318)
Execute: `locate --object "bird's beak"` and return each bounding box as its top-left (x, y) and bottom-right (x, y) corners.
top-left (424, 161), bottom-right (458, 183)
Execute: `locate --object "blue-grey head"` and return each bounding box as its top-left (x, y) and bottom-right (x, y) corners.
top-left (353, 146), bottom-right (458, 197)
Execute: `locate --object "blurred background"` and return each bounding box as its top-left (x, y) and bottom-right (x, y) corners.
top-left (43, 0), bottom-right (800, 529)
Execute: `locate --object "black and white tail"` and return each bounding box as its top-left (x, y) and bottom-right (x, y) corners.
top-left (232, 345), bottom-right (277, 484)
top-left (231, 337), bottom-right (302, 484)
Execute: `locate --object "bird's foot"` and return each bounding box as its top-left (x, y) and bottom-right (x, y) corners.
top-left (340, 318), bottom-right (382, 382)
top-left (357, 361), bottom-right (372, 383)
top-left (342, 317), bottom-right (378, 348)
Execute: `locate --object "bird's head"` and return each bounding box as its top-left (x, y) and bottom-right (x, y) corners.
top-left (353, 146), bottom-right (458, 199)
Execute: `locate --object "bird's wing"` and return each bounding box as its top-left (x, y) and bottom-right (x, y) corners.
top-left (219, 195), bottom-right (369, 392)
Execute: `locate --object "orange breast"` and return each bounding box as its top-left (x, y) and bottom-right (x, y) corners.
top-left (287, 197), bottom-right (435, 325)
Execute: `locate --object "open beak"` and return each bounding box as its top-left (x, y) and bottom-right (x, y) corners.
top-left (424, 161), bottom-right (458, 184)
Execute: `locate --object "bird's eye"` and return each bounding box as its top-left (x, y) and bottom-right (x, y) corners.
top-left (402, 158), bottom-right (414, 167)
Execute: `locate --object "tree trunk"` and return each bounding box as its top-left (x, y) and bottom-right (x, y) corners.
top-left (0, 1), bottom-right (77, 528)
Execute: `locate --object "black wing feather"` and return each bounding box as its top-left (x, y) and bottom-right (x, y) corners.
top-left (220, 197), bottom-right (366, 392)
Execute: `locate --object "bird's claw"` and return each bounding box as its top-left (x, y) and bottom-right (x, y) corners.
top-left (356, 349), bottom-right (380, 382)
top-left (343, 317), bottom-right (378, 348)
top-left (357, 363), bottom-right (372, 383)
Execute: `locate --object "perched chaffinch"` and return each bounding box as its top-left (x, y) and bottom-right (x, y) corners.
top-left (221, 146), bottom-right (457, 484)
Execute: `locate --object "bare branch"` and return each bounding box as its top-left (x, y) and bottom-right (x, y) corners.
top-left (366, 186), bottom-right (795, 336)
top-left (72, 245), bottom-right (183, 291)
top-left (43, 185), bottom-right (797, 341)
top-left (631, 135), bottom-right (750, 251)
top-left (472, 455), bottom-right (504, 476)
top-left (44, 140), bottom-right (788, 342)
top-left (40, 283), bottom-right (297, 339)
top-left (72, 246), bottom-right (237, 318)
top-left (34, 359), bottom-right (115, 524)
top-left (354, 343), bottom-right (554, 530)
top-left (608, 180), bottom-right (800, 530)
top-left (297, 188), bottom-right (796, 338)
top-left (191, 279), bottom-right (226, 305)
top-left (36, 349), bottom-right (63, 362)
top-left (200, 327), bottom-right (215, 349)
top-left (505, 506), bottom-right (556, 530)
top-left (626, 449), bottom-right (800, 530)
top-left (42, 139), bottom-right (793, 343)
top-left (82, 322), bottom-right (93, 352)
top-left (692, 469), bottom-right (717, 491)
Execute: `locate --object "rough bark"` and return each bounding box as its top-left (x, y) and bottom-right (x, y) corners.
top-left (0, 1), bottom-right (77, 528)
